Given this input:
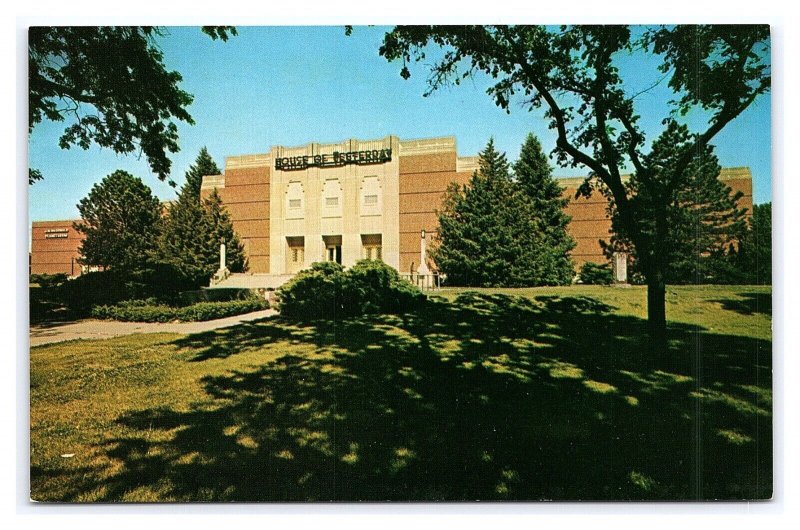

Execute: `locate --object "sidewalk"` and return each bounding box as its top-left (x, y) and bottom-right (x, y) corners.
top-left (29, 309), bottom-right (277, 347)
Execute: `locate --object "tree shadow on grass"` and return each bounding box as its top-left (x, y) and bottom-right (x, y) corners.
top-left (33, 292), bottom-right (772, 501)
top-left (712, 291), bottom-right (772, 317)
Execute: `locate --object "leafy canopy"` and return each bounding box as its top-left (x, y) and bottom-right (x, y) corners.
top-left (75, 170), bottom-right (163, 272)
top-left (377, 25), bottom-right (769, 266)
top-left (29, 26), bottom-right (236, 185)
top-left (375, 25), bottom-right (770, 340)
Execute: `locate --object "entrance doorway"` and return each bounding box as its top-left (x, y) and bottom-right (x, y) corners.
top-left (322, 235), bottom-right (342, 265)
top-left (286, 236), bottom-right (305, 274)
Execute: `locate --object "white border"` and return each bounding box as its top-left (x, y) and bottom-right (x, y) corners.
top-left (5, 2), bottom-right (795, 528)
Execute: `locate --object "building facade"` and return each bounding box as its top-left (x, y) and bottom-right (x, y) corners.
top-left (199, 135), bottom-right (480, 276)
top-left (29, 219), bottom-right (83, 276)
top-left (29, 135), bottom-right (754, 280)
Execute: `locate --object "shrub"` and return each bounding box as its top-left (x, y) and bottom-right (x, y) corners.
top-left (30, 273), bottom-right (69, 289)
top-left (344, 259), bottom-right (426, 314)
top-left (57, 263), bottom-right (196, 312)
top-left (578, 262), bottom-right (613, 285)
top-left (91, 298), bottom-right (269, 323)
top-left (277, 260), bottom-right (426, 320)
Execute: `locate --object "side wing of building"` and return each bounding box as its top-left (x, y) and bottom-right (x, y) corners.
top-left (557, 167), bottom-right (754, 267)
top-left (200, 155), bottom-right (271, 273)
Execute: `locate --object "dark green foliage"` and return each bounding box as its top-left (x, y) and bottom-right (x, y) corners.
top-left (177, 288), bottom-right (261, 306)
top-left (375, 24), bottom-right (770, 346)
top-left (277, 260), bottom-right (425, 320)
top-left (513, 133), bottom-right (576, 284)
top-left (578, 262), bottom-right (613, 285)
top-left (183, 147), bottom-right (220, 201)
top-left (433, 138), bottom-right (573, 287)
top-left (674, 202), bottom-right (772, 285)
top-left (75, 170), bottom-right (163, 273)
top-left (159, 149), bottom-right (246, 286)
top-left (604, 121), bottom-right (749, 285)
top-left (57, 265), bottom-right (196, 312)
top-left (735, 203), bottom-right (772, 285)
top-left (29, 273), bottom-right (68, 289)
top-left (276, 262), bottom-right (345, 320)
top-left (91, 298), bottom-right (268, 323)
top-left (29, 26), bottom-right (235, 184)
top-left (344, 259), bottom-right (425, 314)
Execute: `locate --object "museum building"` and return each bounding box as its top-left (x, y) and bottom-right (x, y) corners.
top-left (30, 135), bottom-right (754, 280)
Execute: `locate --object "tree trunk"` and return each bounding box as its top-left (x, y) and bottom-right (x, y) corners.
top-left (647, 275), bottom-right (667, 354)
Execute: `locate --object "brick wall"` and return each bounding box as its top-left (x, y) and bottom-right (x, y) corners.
top-left (398, 151), bottom-right (472, 272)
top-left (30, 220), bottom-right (83, 276)
top-left (203, 165), bottom-right (271, 273)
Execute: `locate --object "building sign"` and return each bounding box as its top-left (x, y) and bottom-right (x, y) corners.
top-left (44, 228), bottom-right (69, 239)
top-left (275, 148), bottom-right (392, 171)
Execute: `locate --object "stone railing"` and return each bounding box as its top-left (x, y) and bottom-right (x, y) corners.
top-left (400, 272), bottom-right (442, 291)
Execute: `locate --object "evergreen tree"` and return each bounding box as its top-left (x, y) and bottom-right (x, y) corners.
top-left (203, 189), bottom-right (247, 273)
top-left (75, 170), bottom-right (163, 272)
top-left (604, 122), bottom-right (748, 285)
top-left (513, 133), bottom-right (576, 284)
top-left (734, 202), bottom-right (772, 285)
top-left (432, 138), bottom-right (553, 287)
top-left (159, 149), bottom-right (246, 286)
top-left (183, 147), bottom-right (220, 201)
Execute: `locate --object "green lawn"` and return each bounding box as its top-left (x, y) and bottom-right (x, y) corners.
top-left (30, 285), bottom-right (772, 501)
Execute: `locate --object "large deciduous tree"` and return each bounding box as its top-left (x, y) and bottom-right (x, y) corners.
top-left (375, 25), bottom-right (770, 350)
top-left (29, 26), bottom-right (236, 185)
top-left (75, 170), bottom-right (163, 272)
top-left (602, 122), bottom-right (749, 285)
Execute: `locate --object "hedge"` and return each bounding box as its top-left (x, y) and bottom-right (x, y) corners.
top-left (91, 298), bottom-right (269, 323)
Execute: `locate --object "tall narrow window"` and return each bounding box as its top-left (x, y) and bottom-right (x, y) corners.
top-left (323, 235), bottom-right (343, 265)
top-left (360, 176), bottom-right (382, 215)
top-left (322, 179), bottom-right (343, 218)
top-left (286, 182), bottom-right (305, 220)
top-left (286, 236), bottom-right (305, 274)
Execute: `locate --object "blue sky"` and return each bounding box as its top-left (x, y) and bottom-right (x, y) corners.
top-left (28, 25), bottom-right (772, 221)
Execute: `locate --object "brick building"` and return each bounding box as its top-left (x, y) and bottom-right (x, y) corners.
top-left (30, 135), bottom-right (753, 281)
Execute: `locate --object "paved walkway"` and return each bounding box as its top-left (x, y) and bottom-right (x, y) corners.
top-left (29, 309), bottom-right (277, 347)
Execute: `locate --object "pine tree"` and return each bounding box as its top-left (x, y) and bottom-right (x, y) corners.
top-left (513, 133), bottom-right (576, 284)
top-left (159, 149), bottom-right (246, 285)
top-left (183, 147), bottom-right (221, 201)
top-left (734, 202), bottom-right (771, 285)
top-left (203, 189), bottom-right (247, 273)
top-left (605, 121), bottom-right (748, 285)
top-left (432, 138), bottom-right (552, 287)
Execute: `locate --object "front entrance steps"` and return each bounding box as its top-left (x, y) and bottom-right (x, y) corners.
top-left (208, 273), bottom-right (294, 290)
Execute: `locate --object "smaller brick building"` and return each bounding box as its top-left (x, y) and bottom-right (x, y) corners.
top-left (29, 219), bottom-right (84, 277)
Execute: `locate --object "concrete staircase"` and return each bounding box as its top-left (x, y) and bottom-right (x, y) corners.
top-left (208, 273), bottom-right (294, 290)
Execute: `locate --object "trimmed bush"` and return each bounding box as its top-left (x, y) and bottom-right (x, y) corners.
top-left (277, 260), bottom-right (426, 320)
top-left (30, 273), bottom-right (69, 289)
top-left (91, 298), bottom-right (269, 323)
top-left (578, 262), bottom-right (613, 285)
